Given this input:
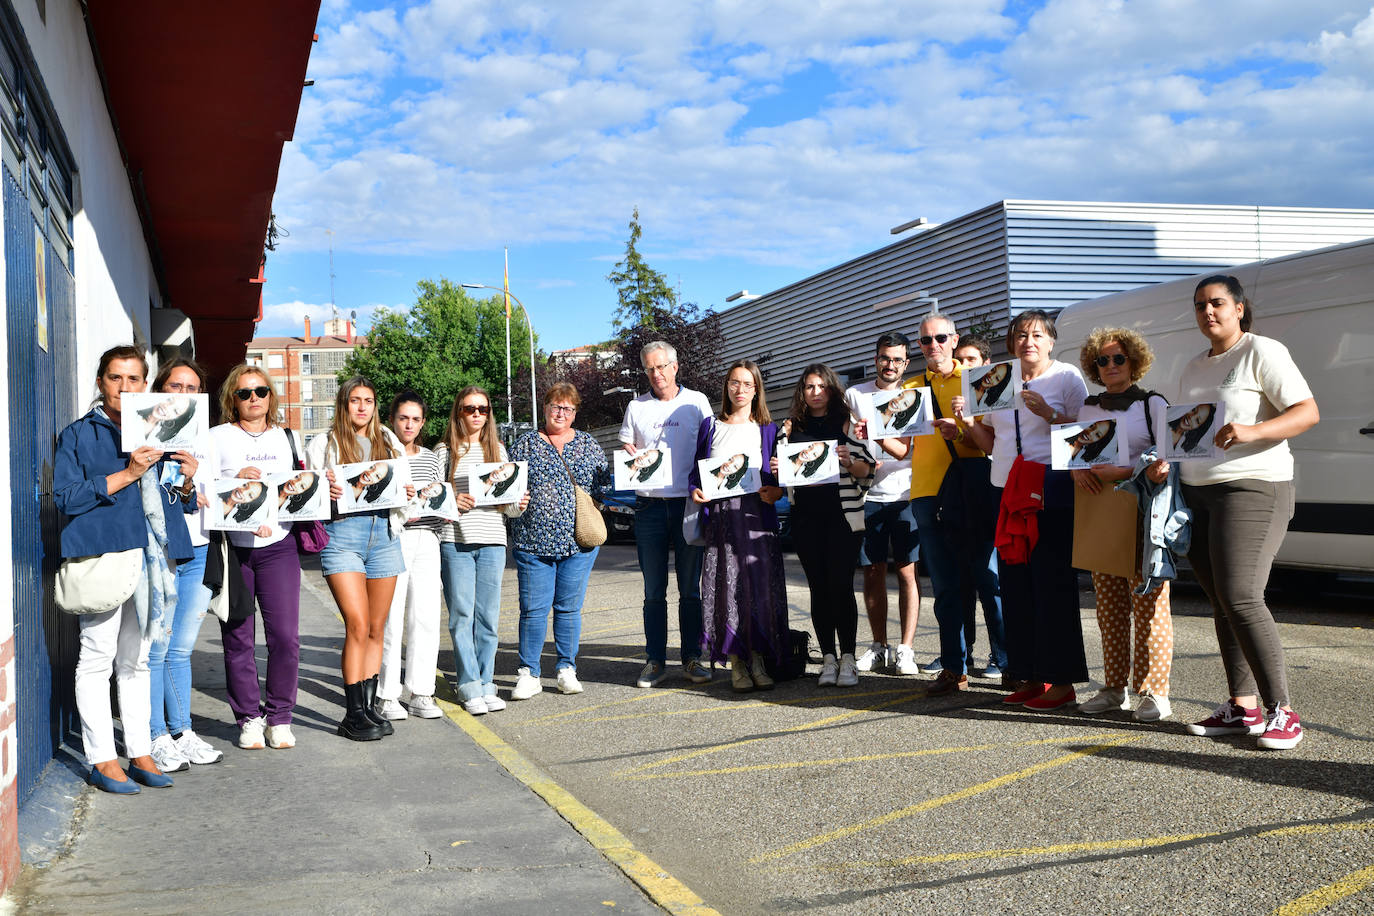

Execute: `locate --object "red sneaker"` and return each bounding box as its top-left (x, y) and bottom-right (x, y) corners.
top-left (1003, 682), bottom-right (1049, 705)
top-left (1257, 707), bottom-right (1304, 750)
top-left (1186, 700), bottom-right (1265, 736)
top-left (1024, 688), bottom-right (1077, 711)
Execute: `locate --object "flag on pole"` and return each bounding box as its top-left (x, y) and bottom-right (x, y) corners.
top-left (503, 249), bottom-right (511, 318)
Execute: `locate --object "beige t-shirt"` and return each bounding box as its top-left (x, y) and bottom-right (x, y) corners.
top-left (1178, 333), bottom-right (1313, 486)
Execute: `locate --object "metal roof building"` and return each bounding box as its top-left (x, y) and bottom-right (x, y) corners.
top-left (717, 200), bottom-right (1374, 404)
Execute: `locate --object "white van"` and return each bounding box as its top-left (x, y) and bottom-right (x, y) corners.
top-left (1054, 237), bottom-right (1374, 575)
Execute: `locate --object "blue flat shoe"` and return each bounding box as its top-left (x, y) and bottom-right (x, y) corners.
top-left (89, 768), bottom-right (140, 795)
top-left (127, 764), bottom-right (174, 788)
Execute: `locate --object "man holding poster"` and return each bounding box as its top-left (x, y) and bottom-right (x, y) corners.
top-left (619, 341), bottom-right (712, 689)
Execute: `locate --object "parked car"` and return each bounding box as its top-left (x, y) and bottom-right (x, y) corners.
top-left (773, 493), bottom-right (792, 551)
top-left (601, 488), bottom-right (637, 542)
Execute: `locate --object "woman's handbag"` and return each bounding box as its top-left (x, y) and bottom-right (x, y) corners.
top-left (284, 429), bottom-right (329, 554)
top-left (54, 548), bottom-right (143, 614)
top-left (553, 439), bottom-right (607, 549)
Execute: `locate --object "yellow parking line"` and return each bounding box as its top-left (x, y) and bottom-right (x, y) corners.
top-left (625, 733), bottom-right (1128, 781)
top-left (617, 690), bottom-right (926, 777)
top-left (576, 686), bottom-right (928, 727)
top-left (748, 735), bottom-right (1140, 863)
top-left (1273, 861), bottom-right (1374, 915)
top-left (433, 678), bottom-right (721, 916)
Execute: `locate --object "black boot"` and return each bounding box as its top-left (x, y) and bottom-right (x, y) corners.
top-left (361, 675), bottom-right (394, 736)
top-left (337, 681), bottom-right (383, 741)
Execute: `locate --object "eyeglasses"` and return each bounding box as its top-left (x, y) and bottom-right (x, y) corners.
top-left (727, 381), bottom-right (755, 391)
top-left (164, 383), bottom-right (199, 393)
top-left (548, 404), bottom-right (577, 415)
top-left (234, 386), bottom-right (271, 401)
top-left (460, 404), bottom-right (490, 416)
top-left (644, 362), bottom-right (675, 375)
top-left (876, 356), bottom-right (908, 365)
top-left (1095, 354), bottom-right (1129, 367)
top-left (919, 334), bottom-right (952, 346)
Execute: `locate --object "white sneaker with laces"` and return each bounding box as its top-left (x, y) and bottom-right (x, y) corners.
top-left (265, 724), bottom-right (296, 749)
top-left (556, 667), bottom-right (584, 694)
top-left (1134, 694), bottom-right (1173, 722)
top-left (893, 645), bottom-right (919, 675)
top-left (483, 694), bottom-right (507, 712)
top-left (837, 653), bottom-right (859, 688)
top-left (511, 667), bottom-right (542, 700)
top-left (1078, 687), bottom-right (1130, 716)
top-left (406, 694), bottom-right (443, 718)
top-left (150, 734), bottom-right (190, 773)
top-left (855, 642), bottom-right (887, 672)
top-left (175, 729), bottom-right (223, 765)
top-left (818, 654), bottom-right (839, 687)
top-left (238, 716), bottom-right (266, 750)
top-left (375, 698), bottom-right (408, 721)
top-left (463, 696), bottom-right (489, 715)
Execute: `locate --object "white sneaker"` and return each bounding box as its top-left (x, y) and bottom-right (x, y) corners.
top-left (265, 724), bottom-right (296, 749)
top-left (150, 734), bottom-right (190, 773)
top-left (238, 716), bottom-right (266, 750)
top-left (463, 696), bottom-right (489, 715)
top-left (375, 698), bottom-right (408, 721)
top-left (837, 653), bottom-right (859, 688)
top-left (818, 654), bottom-right (839, 687)
top-left (855, 642), bottom-right (887, 672)
top-left (483, 694), bottom-right (507, 712)
top-left (406, 694), bottom-right (443, 719)
top-left (893, 644), bottom-right (919, 676)
top-left (1078, 687), bottom-right (1130, 716)
top-left (511, 667), bottom-right (542, 700)
top-left (175, 730), bottom-right (223, 765)
top-left (1134, 694), bottom-right (1173, 722)
top-left (556, 667), bottom-right (584, 694)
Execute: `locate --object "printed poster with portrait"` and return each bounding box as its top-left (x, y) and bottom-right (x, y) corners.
top-left (696, 452), bottom-right (761, 500)
top-left (1051, 420), bottom-right (1121, 470)
top-left (468, 460), bottom-right (528, 507)
top-left (1155, 401), bottom-right (1226, 461)
top-left (121, 392), bottom-right (209, 452)
top-left (613, 446), bottom-right (673, 491)
top-left (961, 359), bottom-right (1020, 417)
top-left (408, 481), bottom-right (464, 522)
top-left (777, 439), bottom-right (841, 487)
top-left (868, 386), bottom-right (934, 438)
top-left (208, 478), bottom-right (278, 532)
top-left (336, 459), bottom-right (410, 514)
top-left (271, 469), bottom-right (331, 523)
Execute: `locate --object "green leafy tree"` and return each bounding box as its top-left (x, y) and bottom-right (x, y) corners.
top-left (342, 277), bottom-right (537, 441)
top-left (606, 207), bottom-right (677, 331)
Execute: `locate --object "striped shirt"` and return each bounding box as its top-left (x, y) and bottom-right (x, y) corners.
top-left (434, 442), bottom-right (515, 546)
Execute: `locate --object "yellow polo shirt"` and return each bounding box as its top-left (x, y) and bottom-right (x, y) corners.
top-left (903, 366), bottom-right (987, 498)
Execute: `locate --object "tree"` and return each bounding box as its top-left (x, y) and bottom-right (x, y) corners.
top-left (605, 207), bottom-right (677, 331)
top-left (341, 277), bottom-right (537, 441)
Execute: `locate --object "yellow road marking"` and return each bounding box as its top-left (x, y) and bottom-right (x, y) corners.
top-left (1273, 861), bottom-right (1374, 915)
top-left (560, 686), bottom-right (926, 728)
top-left (625, 733), bottom-right (1128, 781)
top-left (748, 735), bottom-right (1140, 863)
top-left (434, 677), bottom-right (721, 916)
top-left (616, 690), bottom-right (926, 777)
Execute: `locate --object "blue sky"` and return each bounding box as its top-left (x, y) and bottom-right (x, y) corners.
top-left (260, 0), bottom-right (1374, 352)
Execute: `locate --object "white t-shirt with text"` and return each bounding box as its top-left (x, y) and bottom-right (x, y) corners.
top-left (618, 386), bottom-right (711, 498)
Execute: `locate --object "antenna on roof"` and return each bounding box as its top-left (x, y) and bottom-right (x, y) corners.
top-left (325, 228), bottom-right (337, 313)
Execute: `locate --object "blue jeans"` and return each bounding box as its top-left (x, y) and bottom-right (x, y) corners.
top-left (514, 548), bottom-right (598, 678)
top-left (912, 496), bottom-right (973, 676)
top-left (634, 497), bottom-right (703, 664)
top-left (149, 543), bottom-right (211, 738)
top-left (440, 542), bottom-right (506, 702)
top-left (962, 535), bottom-right (1007, 669)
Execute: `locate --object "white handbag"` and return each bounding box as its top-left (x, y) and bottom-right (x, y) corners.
top-left (54, 548), bottom-right (143, 614)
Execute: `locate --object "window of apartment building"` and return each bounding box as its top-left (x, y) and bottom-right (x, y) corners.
top-left (300, 352), bottom-right (312, 376)
top-left (301, 380), bottom-right (312, 402)
top-left (267, 352), bottom-right (283, 369)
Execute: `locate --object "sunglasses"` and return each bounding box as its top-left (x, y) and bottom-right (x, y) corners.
top-left (460, 404), bottom-right (490, 416)
top-left (234, 386), bottom-right (271, 401)
top-left (919, 334), bottom-right (952, 346)
top-left (1095, 354), bottom-right (1129, 367)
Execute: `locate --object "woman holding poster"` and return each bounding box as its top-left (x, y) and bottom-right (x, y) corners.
top-left (434, 386), bottom-right (528, 715)
top-left (688, 360), bottom-right (787, 692)
top-left (305, 376), bottom-right (413, 741)
top-left (773, 363), bottom-right (872, 688)
top-left (1177, 276), bottom-right (1318, 750)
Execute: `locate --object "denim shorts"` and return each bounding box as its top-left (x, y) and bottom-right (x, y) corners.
top-left (320, 511), bottom-right (405, 579)
top-left (858, 499), bottom-right (920, 567)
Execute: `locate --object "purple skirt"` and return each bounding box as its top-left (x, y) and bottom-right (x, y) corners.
top-left (700, 494), bottom-right (789, 665)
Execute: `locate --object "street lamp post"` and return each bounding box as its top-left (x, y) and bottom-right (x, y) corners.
top-left (460, 282), bottom-right (538, 435)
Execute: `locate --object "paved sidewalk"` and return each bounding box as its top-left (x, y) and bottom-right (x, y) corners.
top-left (9, 560), bottom-right (663, 915)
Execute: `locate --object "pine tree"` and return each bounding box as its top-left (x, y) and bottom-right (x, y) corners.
top-left (605, 207), bottom-right (676, 330)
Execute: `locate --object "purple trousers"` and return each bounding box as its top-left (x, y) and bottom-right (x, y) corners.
top-left (220, 536), bottom-right (302, 726)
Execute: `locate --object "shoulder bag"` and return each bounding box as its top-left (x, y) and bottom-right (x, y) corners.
top-left (551, 434), bottom-right (606, 549)
top-left (55, 548), bottom-right (143, 614)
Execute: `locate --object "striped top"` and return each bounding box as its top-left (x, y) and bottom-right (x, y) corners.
top-left (433, 441), bottom-right (518, 546)
top-left (401, 445), bottom-right (445, 535)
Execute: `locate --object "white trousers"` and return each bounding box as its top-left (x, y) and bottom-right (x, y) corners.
top-left (76, 598), bottom-right (154, 764)
top-left (379, 527), bottom-right (442, 700)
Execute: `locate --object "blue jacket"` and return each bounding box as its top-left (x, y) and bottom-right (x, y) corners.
top-left (1115, 447), bottom-right (1191, 595)
top-left (54, 408), bottom-right (194, 561)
